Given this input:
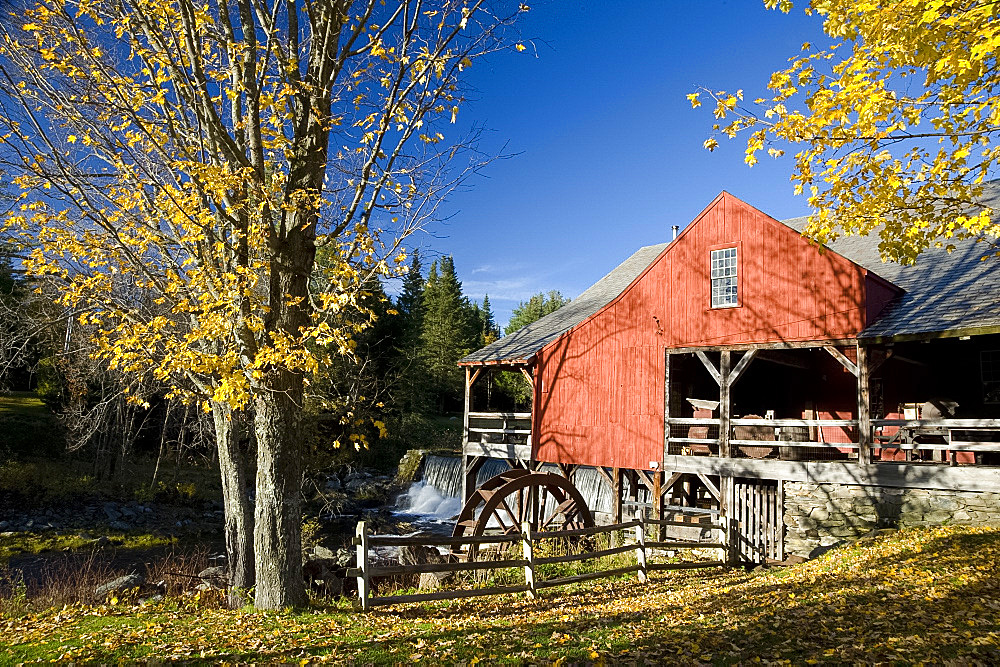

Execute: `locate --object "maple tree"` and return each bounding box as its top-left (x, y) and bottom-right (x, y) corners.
top-left (0, 0), bottom-right (522, 608)
top-left (692, 0), bottom-right (1000, 264)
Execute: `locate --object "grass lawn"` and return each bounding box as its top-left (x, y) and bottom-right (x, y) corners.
top-left (0, 392), bottom-right (50, 418)
top-left (2, 523), bottom-right (999, 663)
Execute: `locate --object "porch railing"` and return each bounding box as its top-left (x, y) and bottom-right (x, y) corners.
top-left (464, 411), bottom-right (532, 460)
top-left (667, 416), bottom-right (1000, 465)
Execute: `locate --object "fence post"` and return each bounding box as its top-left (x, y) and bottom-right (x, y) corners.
top-left (356, 521), bottom-right (370, 611)
top-left (522, 521), bottom-right (536, 599)
top-left (635, 519), bottom-right (647, 584)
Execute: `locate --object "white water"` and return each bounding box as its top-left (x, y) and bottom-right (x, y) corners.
top-left (396, 480), bottom-right (462, 520)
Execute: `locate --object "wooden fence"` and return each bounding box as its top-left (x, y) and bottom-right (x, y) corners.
top-left (351, 516), bottom-right (726, 610)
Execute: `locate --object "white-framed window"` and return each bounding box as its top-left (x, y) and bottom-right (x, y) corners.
top-left (710, 247), bottom-right (738, 308)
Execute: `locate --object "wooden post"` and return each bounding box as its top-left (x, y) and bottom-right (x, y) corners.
top-left (857, 343), bottom-right (872, 466)
top-left (462, 455), bottom-right (485, 507)
top-left (635, 520), bottom-right (647, 583)
top-left (719, 351), bottom-right (732, 458)
top-left (462, 367), bottom-right (475, 449)
top-left (356, 521), bottom-right (370, 611)
top-left (522, 521), bottom-right (536, 599)
top-left (612, 467), bottom-right (622, 524)
top-left (653, 471), bottom-right (663, 541)
top-left (720, 475), bottom-right (737, 566)
top-left (664, 350), bottom-right (671, 460)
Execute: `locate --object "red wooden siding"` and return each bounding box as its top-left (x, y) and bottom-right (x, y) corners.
top-left (533, 193), bottom-right (902, 469)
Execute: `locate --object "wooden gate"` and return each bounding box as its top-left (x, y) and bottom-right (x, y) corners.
top-left (732, 478), bottom-right (783, 563)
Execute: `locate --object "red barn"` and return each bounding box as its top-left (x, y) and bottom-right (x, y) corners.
top-left (457, 190), bottom-right (1000, 561)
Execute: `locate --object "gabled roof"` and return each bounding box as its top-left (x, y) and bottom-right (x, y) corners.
top-left (782, 180), bottom-right (1000, 341)
top-left (459, 243), bottom-right (669, 365)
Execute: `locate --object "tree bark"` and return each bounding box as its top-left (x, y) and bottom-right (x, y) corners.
top-left (212, 401), bottom-right (256, 607)
top-left (252, 373), bottom-right (308, 609)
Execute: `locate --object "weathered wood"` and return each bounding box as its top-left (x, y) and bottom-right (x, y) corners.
top-left (642, 518), bottom-right (723, 530)
top-left (462, 367), bottom-right (472, 450)
top-left (463, 441), bottom-right (532, 460)
top-left (634, 468), bottom-right (656, 494)
top-left (536, 565), bottom-right (642, 590)
top-left (857, 343), bottom-right (872, 465)
top-left (653, 472), bottom-right (663, 540)
top-left (719, 351), bottom-right (732, 459)
top-left (522, 521), bottom-right (536, 599)
top-left (667, 417), bottom-right (722, 425)
top-left (647, 561), bottom-right (725, 571)
top-left (661, 504), bottom-right (720, 515)
top-left (661, 454), bottom-right (1000, 492)
top-left (664, 349), bottom-right (672, 462)
top-left (727, 348), bottom-right (758, 388)
top-left (635, 520), bottom-right (647, 584)
top-left (369, 584), bottom-right (532, 607)
top-left (729, 418), bottom-right (858, 427)
top-left (667, 339), bottom-right (859, 355)
top-left (824, 345), bottom-right (859, 377)
top-left (534, 520), bottom-right (641, 540)
top-left (697, 473), bottom-right (721, 502)
top-left (595, 466), bottom-right (614, 486)
top-left (612, 467), bottom-right (623, 524)
top-left (356, 521), bottom-right (370, 611)
top-left (695, 350), bottom-right (722, 386)
top-left (872, 418), bottom-right (1000, 428)
top-left (468, 412), bottom-right (532, 419)
top-left (730, 439), bottom-right (857, 448)
top-left (646, 541), bottom-right (726, 550)
top-left (534, 543), bottom-right (636, 566)
top-left (467, 427), bottom-right (532, 435)
top-left (371, 558), bottom-right (529, 577)
top-left (369, 532), bottom-right (521, 547)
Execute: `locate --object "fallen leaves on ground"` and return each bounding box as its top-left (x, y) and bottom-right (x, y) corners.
top-left (2, 524), bottom-right (999, 664)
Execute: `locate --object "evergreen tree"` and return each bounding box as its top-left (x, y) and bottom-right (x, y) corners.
top-left (496, 290), bottom-right (570, 407)
top-left (505, 290), bottom-right (569, 335)
top-left (420, 256), bottom-right (475, 413)
top-left (479, 295), bottom-right (499, 346)
top-left (395, 251), bottom-right (427, 414)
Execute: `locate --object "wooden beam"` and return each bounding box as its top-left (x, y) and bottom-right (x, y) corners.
top-left (756, 350), bottom-right (812, 370)
top-left (719, 351), bottom-right (732, 458)
top-left (520, 367), bottom-right (533, 386)
top-left (663, 350), bottom-right (672, 463)
top-left (727, 349), bottom-right (758, 388)
top-left (661, 454), bottom-right (1000, 493)
top-left (634, 468), bottom-right (656, 494)
top-left (857, 343), bottom-right (872, 466)
top-left (668, 338), bottom-right (858, 355)
top-left (695, 350), bottom-right (722, 386)
top-left (612, 468), bottom-right (623, 525)
top-left (697, 473), bottom-right (721, 503)
top-left (595, 466), bottom-right (614, 487)
top-left (868, 348), bottom-right (894, 375)
top-left (824, 345), bottom-right (859, 377)
top-left (662, 471), bottom-right (684, 499)
top-left (463, 367), bottom-right (472, 449)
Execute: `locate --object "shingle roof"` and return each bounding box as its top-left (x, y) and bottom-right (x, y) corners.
top-left (781, 181), bottom-right (1000, 341)
top-left (459, 243), bottom-right (669, 365)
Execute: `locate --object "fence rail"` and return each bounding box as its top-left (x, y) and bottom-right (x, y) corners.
top-left (354, 516), bottom-right (726, 610)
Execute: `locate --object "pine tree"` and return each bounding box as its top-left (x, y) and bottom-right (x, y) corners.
top-left (395, 251), bottom-right (427, 414)
top-left (420, 256), bottom-right (475, 413)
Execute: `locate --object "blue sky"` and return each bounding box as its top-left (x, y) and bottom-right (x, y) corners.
top-left (407, 1), bottom-right (832, 328)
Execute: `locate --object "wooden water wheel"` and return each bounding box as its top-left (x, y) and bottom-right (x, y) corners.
top-left (452, 470), bottom-right (594, 555)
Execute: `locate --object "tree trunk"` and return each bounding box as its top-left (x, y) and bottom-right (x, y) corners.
top-left (212, 401), bottom-right (256, 607)
top-left (252, 375), bottom-right (308, 609)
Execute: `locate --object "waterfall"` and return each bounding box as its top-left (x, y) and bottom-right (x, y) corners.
top-left (399, 454), bottom-right (625, 523)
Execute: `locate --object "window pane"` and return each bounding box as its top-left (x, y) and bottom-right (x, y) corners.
top-left (710, 248), bottom-right (738, 307)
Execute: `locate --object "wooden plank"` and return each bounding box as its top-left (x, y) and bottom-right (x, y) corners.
top-left (872, 419), bottom-right (1000, 428)
top-left (371, 558), bottom-right (528, 577)
top-left (647, 561), bottom-right (725, 571)
top-left (857, 343), bottom-right (872, 465)
top-left (731, 439), bottom-right (857, 448)
top-left (727, 348), bottom-right (758, 388)
top-left (667, 339), bottom-right (858, 355)
top-left (646, 540), bottom-right (725, 549)
top-left (720, 351), bottom-right (732, 458)
top-left (824, 345), bottom-right (859, 377)
top-left (634, 468), bottom-right (655, 494)
top-left (369, 533), bottom-right (521, 547)
top-left (467, 428), bottom-right (532, 435)
top-left (697, 473), bottom-right (721, 502)
top-left (534, 520), bottom-right (641, 540)
top-left (695, 350), bottom-right (722, 386)
top-left (642, 518), bottom-right (723, 529)
top-left (463, 441), bottom-right (531, 460)
top-left (661, 454), bottom-right (1000, 492)
top-left (730, 418), bottom-right (857, 427)
top-left (370, 584), bottom-right (532, 607)
top-left (664, 349), bottom-right (671, 461)
top-left (661, 504), bottom-right (720, 515)
top-left (534, 543), bottom-right (636, 566)
top-left (468, 412), bottom-right (532, 419)
top-left (534, 565), bottom-right (641, 590)
top-left (612, 468), bottom-right (623, 524)
top-left (462, 367), bottom-right (472, 449)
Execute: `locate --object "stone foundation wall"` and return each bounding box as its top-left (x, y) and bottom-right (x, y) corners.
top-left (783, 482), bottom-right (1000, 557)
